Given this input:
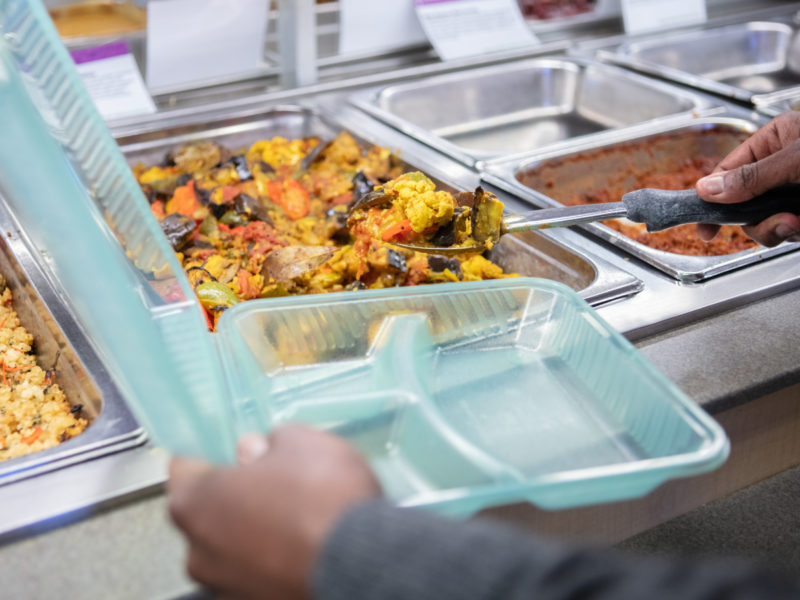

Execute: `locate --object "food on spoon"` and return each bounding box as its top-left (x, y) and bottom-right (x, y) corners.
top-left (347, 172), bottom-right (505, 251)
top-left (134, 132), bottom-right (516, 330)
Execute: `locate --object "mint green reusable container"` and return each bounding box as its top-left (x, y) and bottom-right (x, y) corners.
top-left (0, 0), bottom-right (729, 515)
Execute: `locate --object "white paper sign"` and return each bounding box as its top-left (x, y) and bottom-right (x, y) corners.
top-left (71, 42), bottom-right (156, 120)
top-left (339, 0), bottom-right (427, 56)
top-left (414, 0), bottom-right (538, 62)
top-left (621, 0), bottom-right (706, 35)
top-left (146, 0), bottom-right (269, 93)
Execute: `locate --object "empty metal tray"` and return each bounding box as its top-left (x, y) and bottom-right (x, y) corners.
top-left (483, 114), bottom-right (800, 282)
top-left (600, 20), bottom-right (800, 104)
top-left (116, 104), bottom-right (641, 305)
top-left (350, 56), bottom-right (710, 167)
top-left (0, 189), bottom-right (145, 485)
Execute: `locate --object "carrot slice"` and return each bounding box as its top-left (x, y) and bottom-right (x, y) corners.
top-left (21, 426), bottom-right (42, 445)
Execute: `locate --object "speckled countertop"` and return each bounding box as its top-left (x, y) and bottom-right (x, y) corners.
top-left (0, 284), bottom-right (798, 600)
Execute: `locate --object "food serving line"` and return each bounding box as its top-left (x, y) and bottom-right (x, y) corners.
top-left (2, 2), bottom-right (800, 597)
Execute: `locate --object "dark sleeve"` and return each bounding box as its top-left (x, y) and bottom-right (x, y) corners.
top-left (312, 500), bottom-right (799, 600)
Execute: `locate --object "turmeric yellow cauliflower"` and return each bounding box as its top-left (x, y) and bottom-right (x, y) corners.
top-left (383, 172), bottom-right (455, 233)
top-left (247, 137), bottom-right (313, 169)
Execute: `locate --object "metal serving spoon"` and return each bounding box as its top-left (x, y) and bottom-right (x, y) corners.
top-left (392, 186), bottom-right (800, 255)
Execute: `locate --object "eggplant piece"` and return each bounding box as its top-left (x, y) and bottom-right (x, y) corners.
top-left (326, 205), bottom-right (350, 242)
top-left (471, 187), bottom-right (504, 244)
top-left (368, 247), bottom-right (407, 273)
top-left (195, 185), bottom-right (212, 206)
top-left (351, 171), bottom-right (374, 205)
top-left (235, 193), bottom-right (272, 224)
top-left (186, 266), bottom-right (216, 288)
top-left (143, 187), bottom-right (158, 204)
top-left (430, 207), bottom-right (471, 247)
top-left (160, 213), bottom-right (196, 251)
top-left (185, 240), bottom-right (215, 251)
top-left (299, 139), bottom-right (333, 172)
top-left (386, 249), bottom-right (407, 272)
top-left (161, 151), bottom-right (176, 167)
top-left (349, 189), bottom-right (392, 213)
top-left (220, 155), bottom-right (252, 181)
top-left (345, 280), bottom-right (366, 291)
top-left (209, 198), bottom-right (234, 220)
top-left (255, 160), bottom-right (275, 174)
top-left (427, 255), bottom-right (462, 276)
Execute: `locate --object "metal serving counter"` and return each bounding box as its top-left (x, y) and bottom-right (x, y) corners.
top-left (2, 2), bottom-right (800, 597)
top-left (2, 76), bottom-right (800, 538)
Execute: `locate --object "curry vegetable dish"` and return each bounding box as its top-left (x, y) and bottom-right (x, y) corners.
top-left (0, 281), bottom-right (87, 461)
top-left (134, 132), bottom-right (514, 329)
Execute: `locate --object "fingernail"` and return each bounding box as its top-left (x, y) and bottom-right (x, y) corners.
top-left (699, 174), bottom-right (725, 195)
top-left (775, 224), bottom-right (799, 240)
top-left (236, 434), bottom-right (270, 464)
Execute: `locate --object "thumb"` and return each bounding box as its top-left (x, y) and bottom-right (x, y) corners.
top-left (697, 141), bottom-right (800, 204)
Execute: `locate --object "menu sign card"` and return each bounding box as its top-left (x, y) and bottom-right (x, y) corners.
top-left (339, 0), bottom-right (427, 55)
top-left (621, 0), bottom-right (706, 35)
top-left (70, 41), bottom-right (156, 121)
top-left (414, 0), bottom-right (539, 62)
top-left (146, 0), bottom-right (269, 93)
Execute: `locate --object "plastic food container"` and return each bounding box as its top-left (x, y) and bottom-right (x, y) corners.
top-left (216, 279), bottom-right (729, 515)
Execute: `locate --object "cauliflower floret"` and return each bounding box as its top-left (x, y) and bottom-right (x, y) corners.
top-left (460, 255), bottom-right (518, 281)
top-left (384, 172), bottom-right (455, 233)
top-left (248, 137), bottom-right (311, 169)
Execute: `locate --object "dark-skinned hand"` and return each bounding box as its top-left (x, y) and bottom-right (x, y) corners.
top-left (168, 424), bottom-right (382, 600)
top-left (696, 111), bottom-right (800, 247)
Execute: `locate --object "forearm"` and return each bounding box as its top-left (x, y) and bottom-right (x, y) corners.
top-left (313, 500), bottom-right (798, 600)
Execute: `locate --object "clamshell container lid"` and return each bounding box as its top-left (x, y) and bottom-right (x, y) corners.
top-left (216, 278), bottom-right (729, 515)
top-left (0, 0), bottom-right (235, 463)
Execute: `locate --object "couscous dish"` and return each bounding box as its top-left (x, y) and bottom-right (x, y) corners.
top-left (0, 282), bottom-right (87, 461)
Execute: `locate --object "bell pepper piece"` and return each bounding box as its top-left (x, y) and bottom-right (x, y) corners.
top-left (195, 281), bottom-right (241, 310)
top-left (381, 219), bottom-right (414, 242)
top-left (166, 180), bottom-right (198, 217)
top-left (279, 180), bottom-right (311, 220)
top-left (266, 180), bottom-right (283, 204)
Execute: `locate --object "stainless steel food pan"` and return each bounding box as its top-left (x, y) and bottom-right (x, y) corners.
top-left (600, 20), bottom-right (800, 104)
top-left (117, 104), bottom-right (640, 306)
top-left (0, 191), bottom-right (144, 485)
top-left (482, 115), bottom-right (799, 282)
top-left (349, 57), bottom-right (710, 167)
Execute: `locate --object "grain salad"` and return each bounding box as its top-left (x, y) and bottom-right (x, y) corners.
top-left (0, 283), bottom-right (87, 460)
